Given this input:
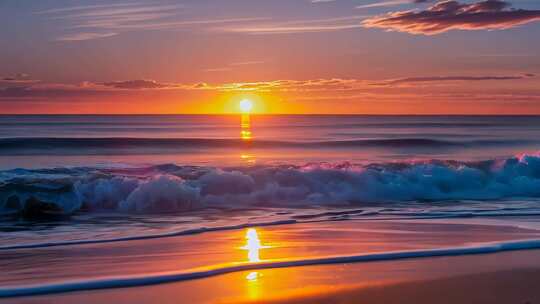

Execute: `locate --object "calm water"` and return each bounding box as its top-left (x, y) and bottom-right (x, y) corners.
top-left (1, 115), bottom-right (540, 168)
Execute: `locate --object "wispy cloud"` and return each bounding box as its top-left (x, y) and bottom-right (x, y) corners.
top-left (230, 61), bottom-right (265, 66)
top-left (2, 75), bottom-right (538, 113)
top-left (206, 74), bottom-right (536, 91)
top-left (38, 2), bottom-right (182, 40)
top-left (38, 2), bottom-right (270, 41)
top-left (218, 15), bottom-right (367, 34)
top-left (314, 0), bottom-right (434, 7)
top-left (372, 74), bottom-right (536, 86)
top-left (2, 73), bottom-right (533, 100)
top-left (225, 24), bottom-right (364, 34)
top-left (356, 0), bottom-right (412, 9)
top-left (56, 32), bottom-right (118, 41)
top-left (34, 3), bottom-right (141, 15)
top-left (100, 80), bottom-right (174, 89)
top-left (202, 67), bottom-right (233, 73)
top-left (362, 0), bottom-right (540, 35)
top-left (202, 60), bottom-right (265, 73)
top-left (0, 73), bottom-right (35, 84)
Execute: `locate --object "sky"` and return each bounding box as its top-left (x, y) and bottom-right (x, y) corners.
top-left (1, 0), bottom-right (540, 114)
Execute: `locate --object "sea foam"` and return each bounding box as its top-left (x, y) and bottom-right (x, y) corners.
top-left (2, 153), bottom-right (540, 216)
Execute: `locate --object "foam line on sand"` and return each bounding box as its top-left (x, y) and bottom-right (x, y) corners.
top-left (2, 238), bottom-right (540, 298)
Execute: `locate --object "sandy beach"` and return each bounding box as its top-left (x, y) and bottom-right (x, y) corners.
top-left (231, 267), bottom-right (540, 304)
top-left (2, 218), bottom-right (540, 303)
top-left (4, 248), bottom-right (539, 303)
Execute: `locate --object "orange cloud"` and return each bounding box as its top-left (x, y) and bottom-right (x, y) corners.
top-left (1, 74), bottom-right (538, 114)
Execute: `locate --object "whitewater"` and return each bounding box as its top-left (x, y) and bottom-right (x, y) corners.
top-left (3, 154), bottom-right (540, 215)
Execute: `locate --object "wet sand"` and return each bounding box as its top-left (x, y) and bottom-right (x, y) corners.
top-left (2, 218), bottom-right (540, 286)
top-left (232, 268), bottom-right (540, 304)
top-left (2, 218), bottom-right (540, 303)
top-left (3, 247), bottom-right (540, 303)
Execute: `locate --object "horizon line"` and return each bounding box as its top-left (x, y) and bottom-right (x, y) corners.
top-left (2, 113), bottom-right (540, 116)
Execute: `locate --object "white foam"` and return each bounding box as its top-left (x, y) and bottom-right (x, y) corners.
top-left (2, 238), bottom-right (540, 298)
top-left (119, 175), bottom-right (200, 212)
top-left (3, 154), bottom-right (540, 214)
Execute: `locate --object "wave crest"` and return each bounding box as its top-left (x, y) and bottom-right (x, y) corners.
top-left (3, 153), bottom-right (540, 216)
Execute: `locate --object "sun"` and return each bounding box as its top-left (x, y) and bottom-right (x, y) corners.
top-left (239, 99), bottom-right (253, 113)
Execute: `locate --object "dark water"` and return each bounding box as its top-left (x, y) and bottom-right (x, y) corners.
top-left (1, 115), bottom-right (539, 167)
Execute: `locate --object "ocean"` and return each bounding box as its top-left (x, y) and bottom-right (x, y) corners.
top-left (1, 115), bottom-right (540, 166)
top-left (2, 115), bottom-right (540, 240)
top-left (2, 115), bottom-right (540, 299)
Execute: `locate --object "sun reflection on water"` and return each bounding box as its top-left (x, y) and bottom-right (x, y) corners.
top-left (240, 228), bottom-right (269, 297)
top-left (241, 228), bottom-right (267, 263)
top-left (240, 154), bottom-right (256, 164)
top-left (246, 271), bottom-right (259, 281)
top-left (241, 114), bottom-right (252, 141)
top-left (240, 113), bottom-right (256, 164)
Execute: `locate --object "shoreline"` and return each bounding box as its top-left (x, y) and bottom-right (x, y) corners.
top-left (5, 249), bottom-right (540, 304)
top-left (3, 238), bottom-right (540, 298)
top-left (0, 223), bottom-right (540, 298)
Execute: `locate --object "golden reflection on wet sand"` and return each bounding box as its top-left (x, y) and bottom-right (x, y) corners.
top-left (241, 228), bottom-right (269, 263)
top-left (240, 228), bottom-right (269, 300)
top-left (11, 223), bottom-right (540, 304)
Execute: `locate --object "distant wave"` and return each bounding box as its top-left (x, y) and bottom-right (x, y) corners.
top-left (3, 153), bottom-right (540, 218)
top-left (0, 120), bottom-right (531, 129)
top-left (1, 238), bottom-right (540, 298)
top-left (0, 137), bottom-right (533, 155)
top-left (292, 122), bottom-right (529, 129)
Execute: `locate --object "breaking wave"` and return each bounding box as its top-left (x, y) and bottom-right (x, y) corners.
top-left (3, 153), bottom-right (540, 217)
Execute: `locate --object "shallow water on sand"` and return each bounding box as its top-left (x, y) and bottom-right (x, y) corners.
top-left (1, 218), bottom-right (540, 291)
top-left (12, 250), bottom-right (538, 304)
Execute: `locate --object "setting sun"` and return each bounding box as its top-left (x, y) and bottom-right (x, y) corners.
top-left (240, 99), bottom-right (254, 113)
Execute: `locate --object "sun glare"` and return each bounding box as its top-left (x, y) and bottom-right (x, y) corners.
top-left (240, 99), bottom-right (253, 113)
top-left (241, 228), bottom-right (269, 263)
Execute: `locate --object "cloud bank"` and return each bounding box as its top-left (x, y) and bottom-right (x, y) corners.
top-left (101, 80), bottom-right (174, 89)
top-left (374, 74), bottom-right (535, 86)
top-left (0, 73), bottom-right (535, 100)
top-left (362, 0), bottom-right (540, 35)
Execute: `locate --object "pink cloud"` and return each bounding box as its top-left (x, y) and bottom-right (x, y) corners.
top-left (362, 0), bottom-right (540, 35)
